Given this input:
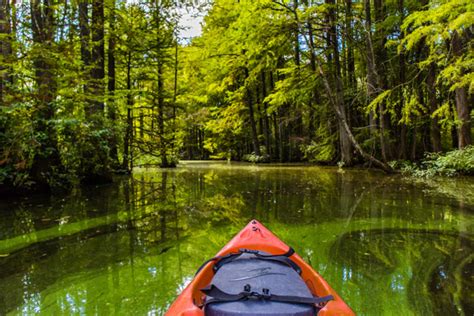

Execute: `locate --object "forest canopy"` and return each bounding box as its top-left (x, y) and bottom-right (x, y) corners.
top-left (0, 0), bottom-right (472, 193)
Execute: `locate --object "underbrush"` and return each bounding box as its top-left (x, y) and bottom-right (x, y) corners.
top-left (397, 146), bottom-right (474, 177)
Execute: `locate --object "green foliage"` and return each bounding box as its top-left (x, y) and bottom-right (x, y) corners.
top-left (366, 90), bottom-right (392, 118)
top-left (1, 0), bottom-right (473, 193)
top-left (0, 0), bottom-right (185, 191)
top-left (0, 102), bottom-right (35, 187)
top-left (400, 0), bottom-right (473, 93)
top-left (242, 146), bottom-right (270, 163)
top-left (401, 146), bottom-right (474, 177)
top-left (301, 124), bottom-right (336, 163)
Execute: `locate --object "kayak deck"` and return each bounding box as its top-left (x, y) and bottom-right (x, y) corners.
top-left (166, 220), bottom-right (355, 316)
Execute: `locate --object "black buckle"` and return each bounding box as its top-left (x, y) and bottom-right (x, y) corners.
top-left (239, 248), bottom-right (258, 254)
top-left (243, 284), bottom-right (252, 293)
top-left (261, 288), bottom-right (271, 299)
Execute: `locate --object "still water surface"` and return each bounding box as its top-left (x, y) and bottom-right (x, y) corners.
top-left (0, 162), bottom-right (473, 315)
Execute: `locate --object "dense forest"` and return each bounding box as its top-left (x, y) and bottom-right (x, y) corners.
top-left (0, 0), bottom-right (472, 193)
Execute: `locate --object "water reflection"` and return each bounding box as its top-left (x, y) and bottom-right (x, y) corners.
top-left (331, 229), bottom-right (473, 315)
top-left (0, 163), bottom-right (473, 315)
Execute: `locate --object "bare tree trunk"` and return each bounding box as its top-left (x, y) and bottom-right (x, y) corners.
top-left (171, 32), bottom-right (178, 156)
top-left (345, 0), bottom-right (355, 88)
top-left (317, 60), bottom-right (392, 172)
top-left (108, 0), bottom-right (118, 165)
top-left (244, 68), bottom-right (261, 156)
top-left (0, 0), bottom-right (12, 103)
top-left (307, 19), bottom-right (319, 140)
top-left (427, 63), bottom-right (442, 152)
top-left (375, 0), bottom-right (392, 161)
top-left (157, 60), bottom-right (170, 167)
top-left (397, 0), bottom-right (408, 159)
top-left (327, 0), bottom-right (352, 165)
top-left (122, 52), bottom-right (133, 172)
top-left (89, 0), bottom-right (105, 115)
top-left (30, 0), bottom-right (65, 188)
top-left (452, 31), bottom-right (471, 148)
top-left (365, 0), bottom-right (377, 140)
top-left (293, 0), bottom-right (300, 67)
top-left (269, 71), bottom-right (280, 160)
top-left (261, 71), bottom-right (271, 156)
top-left (79, 0), bottom-right (90, 96)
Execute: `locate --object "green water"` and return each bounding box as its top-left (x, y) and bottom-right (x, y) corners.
top-left (0, 162), bottom-right (473, 315)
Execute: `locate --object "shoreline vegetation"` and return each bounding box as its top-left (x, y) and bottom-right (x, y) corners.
top-left (0, 0), bottom-right (472, 196)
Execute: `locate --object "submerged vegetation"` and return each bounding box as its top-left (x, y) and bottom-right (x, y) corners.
top-left (1, 164), bottom-right (473, 314)
top-left (0, 0), bottom-right (472, 193)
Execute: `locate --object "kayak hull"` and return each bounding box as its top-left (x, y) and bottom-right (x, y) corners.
top-left (166, 220), bottom-right (355, 316)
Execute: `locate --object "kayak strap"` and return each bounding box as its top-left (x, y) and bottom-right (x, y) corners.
top-left (215, 248), bottom-right (302, 274)
top-left (202, 284), bottom-right (334, 306)
top-left (195, 247), bottom-right (301, 276)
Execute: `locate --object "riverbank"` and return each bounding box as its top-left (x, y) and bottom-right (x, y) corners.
top-left (2, 145), bottom-right (473, 199)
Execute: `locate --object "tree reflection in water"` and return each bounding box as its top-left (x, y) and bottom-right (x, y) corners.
top-left (0, 163), bottom-right (472, 315)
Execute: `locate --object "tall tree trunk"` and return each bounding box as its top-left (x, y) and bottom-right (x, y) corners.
top-left (427, 63), bottom-right (442, 152)
top-left (79, 0), bottom-right (90, 94)
top-left (327, 0), bottom-right (352, 165)
top-left (364, 0), bottom-right (378, 147)
top-left (307, 19), bottom-right (319, 139)
top-left (288, 0), bottom-right (303, 161)
top-left (122, 52), bottom-right (133, 172)
top-left (157, 59), bottom-right (170, 167)
top-left (452, 31), bottom-right (471, 148)
top-left (317, 60), bottom-right (392, 172)
top-left (293, 0), bottom-right (300, 67)
top-left (243, 68), bottom-right (260, 156)
top-left (374, 0), bottom-right (391, 161)
top-left (108, 0), bottom-right (119, 165)
top-left (273, 113), bottom-right (280, 161)
top-left (89, 0), bottom-right (105, 115)
top-left (345, 0), bottom-right (355, 88)
top-left (247, 95), bottom-right (261, 156)
top-left (153, 1), bottom-right (173, 168)
top-left (30, 0), bottom-right (65, 189)
top-left (269, 71), bottom-right (280, 160)
top-left (0, 0), bottom-right (12, 103)
top-left (261, 71), bottom-right (271, 156)
top-left (171, 34), bottom-right (178, 156)
top-left (397, 0), bottom-right (408, 159)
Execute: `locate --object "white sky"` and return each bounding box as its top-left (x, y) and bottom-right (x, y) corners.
top-left (124, 0), bottom-right (206, 41)
top-left (178, 8), bottom-right (204, 40)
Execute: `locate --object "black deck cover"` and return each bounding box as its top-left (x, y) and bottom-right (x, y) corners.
top-left (204, 253), bottom-right (315, 316)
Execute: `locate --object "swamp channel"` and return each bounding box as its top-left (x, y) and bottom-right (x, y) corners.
top-left (0, 162), bottom-right (473, 315)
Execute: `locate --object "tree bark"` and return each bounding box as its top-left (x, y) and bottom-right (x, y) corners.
top-left (427, 63), bottom-right (442, 152)
top-left (317, 59), bottom-right (392, 172)
top-left (452, 31), bottom-right (471, 148)
top-left (364, 0), bottom-right (378, 148)
top-left (327, 0), bottom-right (352, 165)
top-left (244, 70), bottom-right (261, 156)
top-left (0, 0), bottom-right (12, 103)
top-left (79, 0), bottom-right (90, 93)
top-left (293, 0), bottom-right (300, 67)
top-left (157, 59), bottom-right (170, 167)
top-left (269, 71), bottom-right (280, 160)
top-left (30, 0), bottom-right (65, 189)
top-left (261, 71), bottom-right (271, 156)
top-left (397, 0), bottom-right (408, 159)
top-left (345, 0), bottom-right (355, 88)
top-left (122, 52), bottom-right (133, 172)
top-left (89, 0), bottom-right (105, 115)
top-left (108, 0), bottom-right (118, 165)
top-left (374, 0), bottom-right (391, 161)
